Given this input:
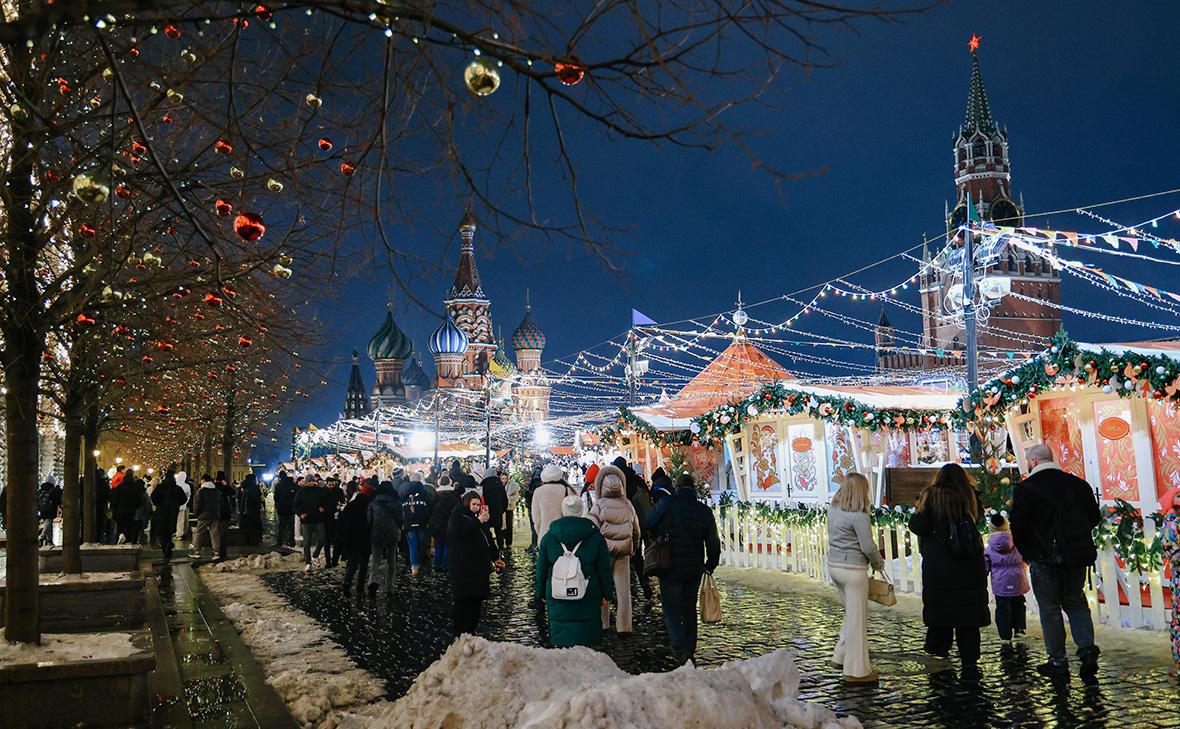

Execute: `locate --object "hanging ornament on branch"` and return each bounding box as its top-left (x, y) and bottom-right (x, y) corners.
top-left (72, 173), bottom-right (110, 203)
top-left (317, 137), bottom-right (333, 152)
top-left (233, 212), bottom-right (266, 242)
top-left (554, 57), bottom-right (586, 86)
top-left (464, 58), bottom-right (501, 96)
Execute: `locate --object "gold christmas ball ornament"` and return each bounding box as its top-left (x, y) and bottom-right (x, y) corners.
top-left (72, 173), bottom-right (110, 203)
top-left (166, 88), bottom-right (184, 103)
top-left (305, 93), bottom-right (322, 109)
top-left (464, 58), bottom-right (501, 96)
top-left (181, 48), bottom-right (198, 63)
top-left (267, 177), bottom-right (284, 192)
top-left (230, 166), bottom-right (245, 180)
top-left (278, 253), bottom-right (293, 266)
top-left (272, 264), bottom-right (293, 279)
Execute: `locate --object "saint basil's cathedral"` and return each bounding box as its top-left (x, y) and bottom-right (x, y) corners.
top-left (342, 211), bottom-right (551, 423)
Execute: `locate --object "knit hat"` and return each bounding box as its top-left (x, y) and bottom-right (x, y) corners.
top-left (675, 473), bottom-right (695, 490)
top-left (541, 463), bottom-right (565, 484)
top-left (437, 474), bottom-right (452, 489)
top-left (561, 495), bottom-right (585, 517)
top-left (989, 512), bottom-right (1009, 532)
top-left (584, 463), bottom-right (600, 485)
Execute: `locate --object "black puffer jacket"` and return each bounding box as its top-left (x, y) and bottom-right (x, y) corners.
top-left (429, 487), bottom-right (460, 537)
top-left (1011, 466), bottom-right (1101, 567)
top-left (612, 456), bottom-right (644, 501)
top-left (908, 509), bottom-right (990, 629)
top-left (481, 476), bottom-right (508, 527)
top-left (448, 507), bottom-right (498, 600)
top-left (337, 493), bottom-right (373, 555)
top-left (643, 487), bottom-right (720, 579)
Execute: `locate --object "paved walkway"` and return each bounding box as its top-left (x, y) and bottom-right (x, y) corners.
top-left (262, 543), bottom-right (1180, 729)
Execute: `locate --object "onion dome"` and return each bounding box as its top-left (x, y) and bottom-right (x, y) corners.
top-left (429, 314), bottom-right (469, 356)
top-left (511, 305), bottom-right (545, 352)
top-left (492, 335), bottom-right (517, 375)
top-left (403, 356), bottom-right (431, 388)
top-left (367, 309), bottom-right (413, 361)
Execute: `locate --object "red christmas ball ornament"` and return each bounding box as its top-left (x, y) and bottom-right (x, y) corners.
top-left (318, 137), bottom-right (333, 151)
top-left (203, 293), bottom-right (224, 307)
top-left (156, 405), bottom-right (169, 413)
top-left (214, 198), bottom-right (233, 217)
top-left (78, 223), bottom-right (97, 237)
top-left (131, 141), bottom-right (147, 156)
top-left (115, 184), bottom-right (131, 199)
top-left (142, 355), bottom-right (154, 363)
top-left (340, 161), bottom-right (356, 176)
top-left (75, 313), bottom-right (96, 326)
top-left (253, 4), bottom-right (272, 21)
top-left (238, 335), bottom-right (254, 347)
top-left (161, 114), bottom-right (173, 124)
top-left (163, 24), bottom-right (181, 39)
top-left (44, 170), bottom-right (61, 182)
top-left (214, 139), bottom-right (233, 155)
top-left (225, 364), bottom-right (237, 372)
top-left (233, 211), bottom-right (265, 242)
top-left (156, 341), bottom-right (175, 351)
top-left (554, 57), bottom-right (586, 86)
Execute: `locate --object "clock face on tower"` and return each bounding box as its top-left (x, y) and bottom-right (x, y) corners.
top-left (990, 198), bottom-right (1020, 225)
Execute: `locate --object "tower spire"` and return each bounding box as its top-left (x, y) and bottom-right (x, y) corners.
top-left (963, 52), bottom-right (994, 132)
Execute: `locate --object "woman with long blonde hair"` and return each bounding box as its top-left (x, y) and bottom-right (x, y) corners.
top-left (827, 473), bottom-right (884, 683)
top-left (908, 463), bottom-right (989, 676)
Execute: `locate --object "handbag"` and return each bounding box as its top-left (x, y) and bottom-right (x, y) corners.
top-left (867, 569), bottom-right (896, 607)
top-left (699, 572), bottom-right (722, 623)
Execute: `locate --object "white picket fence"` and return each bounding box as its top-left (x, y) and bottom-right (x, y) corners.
top-left (712, 506), bottom-right (1174, 632)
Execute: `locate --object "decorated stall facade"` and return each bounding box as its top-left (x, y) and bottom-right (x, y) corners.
top-left (599, 338), bottom-right (794, 491)
top-left (718, 383), bottom-right (966, 504)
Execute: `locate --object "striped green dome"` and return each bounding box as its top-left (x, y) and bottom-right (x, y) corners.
top-left (367, 310), bottom-right (413, 361)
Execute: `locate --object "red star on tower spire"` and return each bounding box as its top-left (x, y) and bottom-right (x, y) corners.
top-left (968, 34), bottom-right (982, 53)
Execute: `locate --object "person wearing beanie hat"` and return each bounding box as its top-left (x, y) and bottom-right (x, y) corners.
top-left (643, 471), bottom-right (721, 665)
top-left (531, 464), bottom-right (577, 544)
top-left (589, 465), bottom-right (641, 633)
top-left (535, 494), bottom-right (614, 647)
top-left (984, 512), bottom-right (1029, 641)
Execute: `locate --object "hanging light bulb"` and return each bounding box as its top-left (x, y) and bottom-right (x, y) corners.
top-left (464, 58), bottom-right (501, 96)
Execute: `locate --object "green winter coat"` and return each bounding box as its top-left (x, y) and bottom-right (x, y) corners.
top-left (535, 516), bottom-right (615, 648)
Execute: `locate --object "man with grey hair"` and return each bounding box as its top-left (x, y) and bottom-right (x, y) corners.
top-left (1011, 443), bottom-right (1102, 680)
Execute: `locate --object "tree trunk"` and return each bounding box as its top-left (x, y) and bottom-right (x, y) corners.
top-left (82, 405), bottom-right (99, 544)
top-left (203, 429), bottom-right (212, 478)
top-left (3, 339), bottom-right (44, 643)
top-left (2, 53), bottom-right (46, 641)
top-left (60, 389), bottom-right (83, 574)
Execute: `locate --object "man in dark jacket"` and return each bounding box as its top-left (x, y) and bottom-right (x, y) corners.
top-left (273, 471), bottom-right (297, 549)
top-left (643, 473), bottom-right (721, 665)
top-left (214, 472), bottom-right (235, 560)
top-left (151, 469), bottom-right (187, 559)
top-left (612, 456), bottom-right (644, 502)
top-left (292, 476), bottom-right (331, 571)
top-left (480, 466), bottom-right (510, 551)
top-left (1011, 444), bottom-right (1102, 679)
top-left (237, 474), bottom-right (264, 546)
top-left (321, 477), bottom-right (346, 566)
top-left (111, 474), bottom-right (146, 545)
top-left (339, 485), bottom-right (374, 595)
top-left (192, 475), bottom-right (222, 559)
top-left (429, 475), bottom-right (460, 571)
top-left (368, 481), bottom-right (403, 596)
top-left (37, 476), bottom-right (63, 546)
top-left (402, 477), bottom-right (433, 575)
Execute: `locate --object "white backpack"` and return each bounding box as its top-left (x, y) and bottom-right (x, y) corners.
top-left (551, 540), bottom-right (589, 601)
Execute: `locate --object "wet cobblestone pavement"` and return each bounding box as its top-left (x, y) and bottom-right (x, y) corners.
top-left (263, 545), bottom-right (1180, 728)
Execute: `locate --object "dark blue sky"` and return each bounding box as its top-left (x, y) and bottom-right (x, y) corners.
top-left (262, 3), bottom-right (1180, 462)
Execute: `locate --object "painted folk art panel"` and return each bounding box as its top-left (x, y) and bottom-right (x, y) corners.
top-left (1147, 399), bottom-right (1180, 500)
top-left (1092, 399), bottom-right (1137, 503)
top-left (787, 424), bottom-right (819, 497)
top-left (750, 422), bottom-right (783, 495)
top-left (1038, 397), bottom-right (1086, 478)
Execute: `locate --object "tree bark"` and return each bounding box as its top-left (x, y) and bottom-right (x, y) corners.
top-left (60, 388), bottom-right (84, 574)
top-left (82, 405), bottom-right (99, 544)
top-left (2, 336), bottom-right (44, 643)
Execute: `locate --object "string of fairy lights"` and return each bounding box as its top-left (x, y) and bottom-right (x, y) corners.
top-left (297, 192), bottom-right (1180, 465)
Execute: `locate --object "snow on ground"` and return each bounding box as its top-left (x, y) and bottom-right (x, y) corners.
top-left (40, 571), bottom-right (135, 583)
top-left (202, 569), bottom-right (391, 728)
top-left (0, 632), bottom-right (140, 665)
top-left (203, 556), bottom-right (859, 729)
top-left (202, 550), bottom-right (306, 573)
top-left (339, 636), bottom-right (861, 729)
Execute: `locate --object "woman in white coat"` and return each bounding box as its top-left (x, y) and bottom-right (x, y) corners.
top-left (589, 465), bottom-right (641, 633)
top-left (826, 473), bottom-right (884, 683)
top-left (174, 471), bottom-right (191, 541)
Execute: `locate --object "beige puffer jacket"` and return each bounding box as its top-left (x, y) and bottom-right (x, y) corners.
top-left (589, 465), bottom-right (640, 558)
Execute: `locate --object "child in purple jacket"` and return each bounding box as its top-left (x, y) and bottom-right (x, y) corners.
top-left (985, 513), bottom-right (1030, 641)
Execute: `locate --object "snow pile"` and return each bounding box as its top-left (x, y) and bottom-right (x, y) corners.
top-left (203, 572), bottom-right (388, 728)
top-left (342, 636), bottom-right (860, 729)
top-left (0, 632), bottom-right (141, 665)
top-left (202, 551), bottom-right (304, 573)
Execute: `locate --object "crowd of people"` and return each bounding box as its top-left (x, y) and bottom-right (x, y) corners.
top-left (828, 442), bottom-right (1180, 685)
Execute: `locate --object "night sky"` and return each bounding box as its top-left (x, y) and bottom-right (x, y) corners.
top-left (261, 3), bottom-right (1180, 464)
